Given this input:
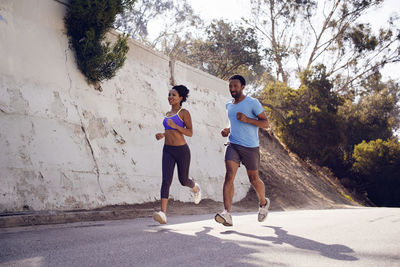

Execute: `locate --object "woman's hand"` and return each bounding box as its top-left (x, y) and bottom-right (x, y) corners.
top-left (155, 133), bottom-right (165, 140)
top-left (167, 119), bottom-right (178, 129)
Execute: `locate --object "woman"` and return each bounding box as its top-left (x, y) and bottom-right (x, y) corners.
top-left (153, 85), bottom-right (201, 224)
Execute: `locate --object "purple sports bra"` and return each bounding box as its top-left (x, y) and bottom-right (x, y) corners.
top-left (163, 108), bottom-right (185, 130)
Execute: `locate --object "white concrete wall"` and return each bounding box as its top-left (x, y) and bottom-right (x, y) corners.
top-left (0, 0), bottom-right (250, 211)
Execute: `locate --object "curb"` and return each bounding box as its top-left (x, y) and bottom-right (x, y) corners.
top-left (0, 209), bottom-right (154, 228)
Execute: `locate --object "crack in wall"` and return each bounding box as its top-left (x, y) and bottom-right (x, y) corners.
top-left (79, 121), bottom-right (106, 199)
top-left (64, 44), bottom-right (106, 201)
top-left (111, 128), bottom-right (125, 144)
top-left (64, 48), bottom-right (73, 96)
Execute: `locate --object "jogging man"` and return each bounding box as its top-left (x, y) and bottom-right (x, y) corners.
top-left (215, 74), bottom-right (270, 226)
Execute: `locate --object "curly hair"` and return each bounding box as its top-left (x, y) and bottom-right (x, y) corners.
top-left (172, 85), bottom-right (189, 106)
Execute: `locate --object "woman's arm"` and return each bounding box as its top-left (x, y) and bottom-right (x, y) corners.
top-left (155, 132), bottom-right (165, 140)
top-left (166, 109), bottom-right (193, 137)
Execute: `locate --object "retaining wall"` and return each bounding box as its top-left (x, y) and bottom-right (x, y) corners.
top-left (0, 0), bottom-right (249, 211)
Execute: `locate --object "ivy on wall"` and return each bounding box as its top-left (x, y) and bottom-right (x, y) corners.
top-left (64, 0), bottom-right (135, 86)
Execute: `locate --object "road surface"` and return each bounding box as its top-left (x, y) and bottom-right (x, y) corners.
top-left (0, 208), bottom-right (399, 266)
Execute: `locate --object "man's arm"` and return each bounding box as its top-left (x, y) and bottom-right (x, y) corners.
top-left (236, 111), bottom-right (269, 129)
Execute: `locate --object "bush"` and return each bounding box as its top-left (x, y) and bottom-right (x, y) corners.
top-left (258, 66), bottom-right (344, 167)
top-left (352, 138), bottom-right (400, 206)
top-left (64, 0), bottom-right (135, 84)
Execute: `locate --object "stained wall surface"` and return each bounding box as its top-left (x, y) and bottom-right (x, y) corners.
top-left (0, 0), bottom-right (250, 211)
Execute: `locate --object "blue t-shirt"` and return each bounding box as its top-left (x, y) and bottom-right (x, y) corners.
top-left (226, 96), bottom-right (265, 148)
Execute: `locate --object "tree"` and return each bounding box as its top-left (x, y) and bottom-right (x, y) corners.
top-left (259, 65), bottom-right (344, 166)
top-left (115, 0), bottom-right (202, 48)
top-left (335, 74), bottom-right (400, 176)
top-left (65, 0), bottom-right (135, 84)
top-left (253, 0), bottom-right (400, 207)
top-left (115, 1), bottom-right (266, 84)
top-left (168, 20), bottom-right (265, 82)
top-left (352, 138), bottom-right (400, 206)
top-left (248, 0), bottom-right (400, 92)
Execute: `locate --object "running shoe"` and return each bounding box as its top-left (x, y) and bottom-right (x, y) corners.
top-left (193, 183), bottom-right (202, 204)
top-left (153, 211), bottom-right (167, 224)
top-left (215, 210), bottom-right (233, 226)
top-left (258, 197), bottom-right (270, 222)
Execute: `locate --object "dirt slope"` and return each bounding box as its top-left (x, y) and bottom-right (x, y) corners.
top-left (236, 129), bottom-right (359, 211)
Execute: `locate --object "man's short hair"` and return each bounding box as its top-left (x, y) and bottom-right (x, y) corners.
top-left (229, 74), bottom-right (246, 86)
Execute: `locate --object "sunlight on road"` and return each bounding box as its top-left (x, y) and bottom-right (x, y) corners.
top-left (149, 212), bottom-right (274, 243)
top-left (1, 256), bottom-right (44, 267)
top-left (144, 209), bottom-right (400, 266)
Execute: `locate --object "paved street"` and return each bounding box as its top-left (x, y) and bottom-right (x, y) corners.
top-left (0, 208), bottom-right (399, 266)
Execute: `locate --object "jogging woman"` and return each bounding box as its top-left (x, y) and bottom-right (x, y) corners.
top-left (153, 85), bottom-right (201, 224)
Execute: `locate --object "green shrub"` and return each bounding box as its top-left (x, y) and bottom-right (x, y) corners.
top-left (352, 138), bottom-right (400, 206)
top-left (64, 0), bottom-right (135, 84)
top-left (258, 66), bottom-right (344, 167)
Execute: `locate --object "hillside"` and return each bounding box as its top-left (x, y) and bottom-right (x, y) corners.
top-left (236, 129), bottom-right (360, 211)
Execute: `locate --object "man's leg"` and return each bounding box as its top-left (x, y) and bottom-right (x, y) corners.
top-left (223, 160), bottom-right (240, 212)
top-left (247, 169), bottom-right (267, 206)
top-left (215, 160), bottom-right (239, 226)
top-left (247, 169), bottom-right (270, 222)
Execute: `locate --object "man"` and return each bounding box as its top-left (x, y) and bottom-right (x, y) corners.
top-left (215, 74), bottom-right (270, 227)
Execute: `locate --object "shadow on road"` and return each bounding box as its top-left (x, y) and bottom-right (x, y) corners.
top-left (0, 217), bottom-right (359, 266)
top-left (1, 222), bottom-right (268, 266)
top-left (221, 225), bottom-right (358, 261)
top-left (144, 226), bottom-right (276, 266)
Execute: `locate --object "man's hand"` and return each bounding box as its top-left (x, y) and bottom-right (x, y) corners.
top-left (155, 133), bottom-right (165, 140)
top-left (236, 112), bottom-right (248, 123)
top-left (221, 128), bottom-right (230, 137)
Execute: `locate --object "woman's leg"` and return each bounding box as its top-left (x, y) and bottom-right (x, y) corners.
top-left (161, 147), bottom-right (176, 212)
top-left (160, 198), bottom-right (168, 213)
top-left (176, 144), bottom-right (195, 189)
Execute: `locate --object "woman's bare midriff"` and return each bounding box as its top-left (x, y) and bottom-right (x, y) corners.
top-left (164, 129), bottom-right (186, 146)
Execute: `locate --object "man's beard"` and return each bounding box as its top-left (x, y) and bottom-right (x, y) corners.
top-left (230, 91), bottom-right (240, 99)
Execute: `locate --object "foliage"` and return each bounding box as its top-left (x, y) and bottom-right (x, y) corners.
top-left (352, 139), bottom-right (400, 206)
top-left (259, 65), bottom-right (344, 166)
top-left (65, 0), bottom-right (135, 84)
top-left (252, 1), bottom-right (400, 206)
top-left (248, 0), bottom-right (400, 92)
top-left (115, 0), bottom-right (201, 48)
top-left (116, 1), bottom-right (267, 85)
top-left (335, 75), bottom-right (400, 175)
top-left (168, 20), bottom-right (264, 82)
top-left (259, 64), bottom-right (400, 206)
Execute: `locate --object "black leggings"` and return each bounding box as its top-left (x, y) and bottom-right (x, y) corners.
top-left (161, 144), bottom-right (195, 199)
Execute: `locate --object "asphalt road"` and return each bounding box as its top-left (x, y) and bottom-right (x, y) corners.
top-left (0, 208), bottom-right (399, 266)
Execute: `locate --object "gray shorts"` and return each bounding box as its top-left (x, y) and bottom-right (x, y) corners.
top-left (225, 143), bottom-right (260, 170)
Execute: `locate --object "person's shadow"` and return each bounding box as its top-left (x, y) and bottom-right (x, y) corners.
top-left (221, 225), bottom-right (358, 261)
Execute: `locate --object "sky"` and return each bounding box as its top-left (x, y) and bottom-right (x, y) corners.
top-left (177, 0), bottom-right (400, 82)
top-left (186, 0), bottom-right (398, 26)
top-left (187, 0), bottom-right (251, 22)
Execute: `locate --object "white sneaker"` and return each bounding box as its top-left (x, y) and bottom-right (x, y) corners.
top-left (193, 183), bottom-right (201, 204)
top-left (215, 210), bottom-right (233, 226)
top-left (153, 211), bottom-right (167, 224)
top-left (258, 197), bottom-right (270, 222)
